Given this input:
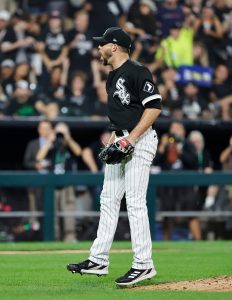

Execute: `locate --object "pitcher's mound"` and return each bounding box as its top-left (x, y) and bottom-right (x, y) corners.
top-left (134, 276), bottom-right (232, 292)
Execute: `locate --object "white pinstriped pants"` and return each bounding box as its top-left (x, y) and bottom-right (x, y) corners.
top-left (89, 128), bottom-right (158, 270)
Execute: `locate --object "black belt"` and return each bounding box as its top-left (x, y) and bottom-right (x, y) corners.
top-left (115, 130), bottom-right (129, 137)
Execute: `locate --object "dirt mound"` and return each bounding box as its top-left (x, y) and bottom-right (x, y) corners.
top-left (135, 276), bottom-right (232, 292)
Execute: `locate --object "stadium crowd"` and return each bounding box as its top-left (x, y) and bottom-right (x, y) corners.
top-left (0, 0), bottom-right (232, 241)
top-left (0, 0), bottom-right (232, 120)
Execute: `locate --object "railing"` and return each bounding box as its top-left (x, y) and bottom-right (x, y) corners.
top-left (0, 171), bottom-right (232, 241)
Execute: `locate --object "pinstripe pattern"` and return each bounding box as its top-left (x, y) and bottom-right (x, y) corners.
top-left (89, 127), bottom-right (158, 270)
top-left (89, 163), bottom-right (125, 265)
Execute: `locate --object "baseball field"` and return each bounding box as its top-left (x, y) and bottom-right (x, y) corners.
top-left (0, 241), bottom-right (231, 300)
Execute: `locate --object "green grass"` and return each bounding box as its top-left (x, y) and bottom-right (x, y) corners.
top-left (0, 241), bottom-right (231, 300)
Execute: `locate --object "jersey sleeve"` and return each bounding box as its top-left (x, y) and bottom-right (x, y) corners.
top-left (136, 67), bottom-right (162, 109)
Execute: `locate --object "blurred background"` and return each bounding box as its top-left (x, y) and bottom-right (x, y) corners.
top-left (0, 0), bottom-right (232, 243)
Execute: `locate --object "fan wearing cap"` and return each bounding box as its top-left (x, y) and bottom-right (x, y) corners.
top-left (0, 60), bottom-right (15, 100)
top-left (67, 27), bottom-right (162, 287)
top-left (3, 80), bottom-right (39, 117)
top-left (3, 80), bottom-right (58, 118)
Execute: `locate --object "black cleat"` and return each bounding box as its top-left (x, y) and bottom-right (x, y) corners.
top-left (67, 259), bottom-right (108, 276)
top-left (115, 268), bottom-right (157, 287)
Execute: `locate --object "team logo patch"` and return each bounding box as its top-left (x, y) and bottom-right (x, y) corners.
top-left (143, 81), bottom-right (154, 93)
top-left (113, 77), bottom-right (130, 105)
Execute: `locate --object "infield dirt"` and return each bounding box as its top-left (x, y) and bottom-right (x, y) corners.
top-left (134, 276), bottom-right (232, 292)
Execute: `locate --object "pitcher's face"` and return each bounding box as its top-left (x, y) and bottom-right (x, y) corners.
top-left (98, 43), bottom-right (115, 66)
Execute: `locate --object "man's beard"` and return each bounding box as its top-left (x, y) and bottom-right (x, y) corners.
top-left (102, 57), bottom-right (108, 65)
top-left (101, 50), bottom-right (112, 66)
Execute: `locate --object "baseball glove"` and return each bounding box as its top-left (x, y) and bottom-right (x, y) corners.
top-left (99, 138), bottom-right (135, 164)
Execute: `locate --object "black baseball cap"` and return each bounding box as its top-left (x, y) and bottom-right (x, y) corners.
top-left (93, 27), bottom-right (132, 50)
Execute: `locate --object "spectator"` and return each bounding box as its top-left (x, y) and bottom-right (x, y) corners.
top-left (35, 59), bottom-right (70, 120)
top-left (0, 1), bottom-right (230, 124)
top-left (67, 0), bottom-right (89, 18)
top-left (220, 136), bottom-right (232, 171)
top-left (4, 80), bottom-right (40, 117)
top-left (181, 82), bottom-right (209, 120)
top-left (60, 71), bottom-right (92, 117)
top-left (18, 0), bottom-right (47, 16)
top-left (24, 119), bottom-right (54, 172)
top-left (11, 10), bottom-right (36, 64)
top-left (6, 60), bottom-right (37, 104)
top-left (47, 1), bottom-right (68, 19)
top-left (66, 10), bottom-right (94, 77)
top-left (3, 78), bottom-right (58, 119)
top-left (125, 0), bottom-right (158, 64)
top-left (209, 64), bottom-right (232, 119)
top-left (90, 57), bottom-right (111, 88)
top-left (82, 129), bottom-right (112, 210)
top-left (125, 0), bottom-right (157, 37)
top-left (82, 129), bottom-right (111, 173)
top-left (154, 121), bottom-right (201, 240)
top-left (13, 61), bottom-right (36, 85)
top-left (40, 65), bottom-right (65, 101)
top-left (219, 136), bottom-right (232, 211)
top-left (37, 59), bottom-right (69, 117)
top-left (214, 0), bottom-right (231, 23)
top-left (155, 15), bottom-right (198, 69)
top-left (91, 80), bottom-right (108, 119)
top-left (195, 1), bottom-right (224, 67)
top-left (88, 0), bottom-right (125, 36)
top-left (0, 10), bottom-right (21, 62)
top-left (192, 40), bottom-right (209, 66)
top-left (188, 130), bottom-right (213, 171)
top-left (25, 14), bottom-right (43, 77)
top-left (37, 10), bottom-right (68, 85)
top-left (36, 122), bottom-right (82, 241)
top-left (157, 0), bottom-right (185, 37)
top-left (222, 10), bottom-right (232, 69)
top-left (0, 59), bottom-right (15, 102)
top-left (32, 100), bottom-right (59, 120)
top-left (185, 0), bottom-right (203, 17)
top-left (156, 67), bottom-right (182, 118)
top-left (23, 119), bottom-right (54, 215)
top-left (188, 130), bottom-right (218, 210)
